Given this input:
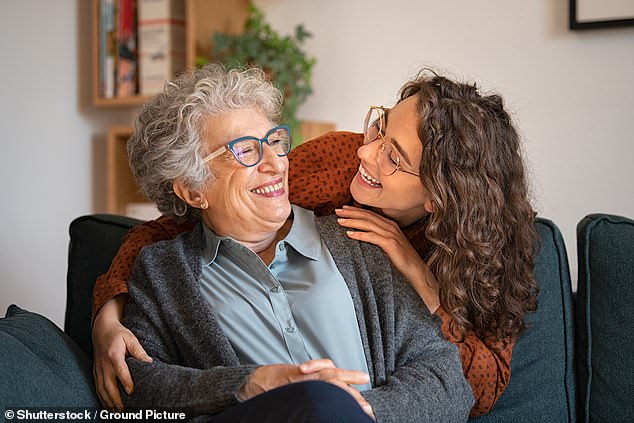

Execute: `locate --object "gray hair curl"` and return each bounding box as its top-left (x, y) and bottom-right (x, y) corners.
top-left (127, 63), bottom-right (284, 221)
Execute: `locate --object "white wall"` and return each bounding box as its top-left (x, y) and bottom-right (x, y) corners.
top-left (0, 1), bottom-right (133, 327)
top-left (0, 0), bottom-right (632, 327)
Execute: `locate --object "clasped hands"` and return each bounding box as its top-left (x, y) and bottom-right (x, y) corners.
top-left (239, 358), bottom-right (374, 419)
top-left (93, 299), bottom-right (374, 419)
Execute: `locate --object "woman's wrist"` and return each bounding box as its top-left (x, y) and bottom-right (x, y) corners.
top-left (406, 265), bottom-right (440, 313)
top-left (95, 294), bottom-right (128, 325)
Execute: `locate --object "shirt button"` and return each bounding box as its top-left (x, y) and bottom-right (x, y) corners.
top-left (285, 326), bottom-right (296, 333)
top-left (270, 285), bottom-right (280, 293)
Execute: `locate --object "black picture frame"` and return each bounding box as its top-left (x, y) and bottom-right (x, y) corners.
top-left (570, 0), bottom-right (634, 30)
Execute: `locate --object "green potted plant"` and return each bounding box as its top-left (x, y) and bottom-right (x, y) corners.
top-left (198, 4), bottom-right (316, 144)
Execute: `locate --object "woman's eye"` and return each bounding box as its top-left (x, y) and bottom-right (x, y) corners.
top-left (234, 146), bottom-right (256, 159)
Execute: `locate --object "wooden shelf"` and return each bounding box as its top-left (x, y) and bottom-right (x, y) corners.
top-left (106, 126), bottom-right (146, 214)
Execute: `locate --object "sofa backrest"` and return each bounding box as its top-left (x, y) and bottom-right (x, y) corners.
top-left (576, 213), bottom-right (634, 423)
top-left (472, 218), bottom-right (576, 423)
top-left (65, 214), bottom-right (142, 358)
top-left (65, 214), bottom-right (577, 421)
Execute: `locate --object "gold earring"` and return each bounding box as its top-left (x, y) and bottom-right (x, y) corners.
top-left (200, 201), bottom-right (208, 209)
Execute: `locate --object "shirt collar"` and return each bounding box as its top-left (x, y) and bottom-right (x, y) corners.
top-left (201, 224), bottom-right (223, 266)
top-left (284, 205), bottom-right (321, 261)
top-left (201, 205), bottom-right (321, 266)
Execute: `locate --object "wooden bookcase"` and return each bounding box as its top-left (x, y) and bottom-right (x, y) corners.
top-left (92, 0), bottom-right (249, 107)
top-left (95, 0), bottom-right (335, 217)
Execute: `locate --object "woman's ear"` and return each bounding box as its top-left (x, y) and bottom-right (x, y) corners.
top-left (424, 199), bottom-right (435, 214)
top-left (173, 180), bottom-right (207, 209)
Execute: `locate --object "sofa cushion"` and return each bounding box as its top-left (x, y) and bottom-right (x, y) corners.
top-left (576, 213), bottom-right (634, 423)
top-left (65, 214), bottom-right (142, 359)
top-left (472, 218), bottom-right (576, 422)
top-left (0, 305), bottom-right (99, 408)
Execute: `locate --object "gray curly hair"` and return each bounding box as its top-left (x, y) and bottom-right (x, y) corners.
top-left (127, 63), bottom-right (284, 221)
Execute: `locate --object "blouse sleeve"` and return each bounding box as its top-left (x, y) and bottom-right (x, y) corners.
top-left (92, 131), bottom-right (365, 317)
top-left (289, 131), bottom-right (363, 215)
top-left (435, 305), bottom-right (515, 417)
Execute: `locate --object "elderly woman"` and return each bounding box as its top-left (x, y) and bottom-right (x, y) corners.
top-left (115, 64), bottom-right (472, 422)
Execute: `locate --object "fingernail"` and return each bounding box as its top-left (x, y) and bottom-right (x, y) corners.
top-left (363, 404), bottom-right (373, 414)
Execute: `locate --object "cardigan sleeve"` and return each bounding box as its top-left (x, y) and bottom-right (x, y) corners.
top-left (436, 305), bottom-right (515, 417)
top-left (121, 245), bottom-right (258, 416)
top-left (361, 265), bottom-right (474, 422)
top-left (91, 131), bottom-right (363, 317)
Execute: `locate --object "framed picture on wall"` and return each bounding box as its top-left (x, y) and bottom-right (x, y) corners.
top-left (570, 0), bottom-right (634, 29)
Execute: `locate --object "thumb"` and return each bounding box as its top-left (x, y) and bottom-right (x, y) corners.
top-left (299, 358), bottom-right (335, 374)
top-left (125, 334), bottom-right (152, 362)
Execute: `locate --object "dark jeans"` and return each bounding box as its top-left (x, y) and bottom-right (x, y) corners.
top-left (207, 381), bottom-right (374, 423)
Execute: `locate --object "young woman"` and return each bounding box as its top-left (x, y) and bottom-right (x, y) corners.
top-left (92, 69), bottom-right (538, 417)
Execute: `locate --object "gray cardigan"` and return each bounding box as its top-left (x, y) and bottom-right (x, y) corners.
top-left (122, 215), bottom-right (473, 422)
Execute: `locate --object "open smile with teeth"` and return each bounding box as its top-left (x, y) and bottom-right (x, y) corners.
top-left (359, 165), bottom-right (382, 188)
top-left (251, 181), bottom-right (284, 195)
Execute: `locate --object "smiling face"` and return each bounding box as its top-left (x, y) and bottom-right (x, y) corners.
top-left (350, 95), bottom-right (433, 227)
top-left (194, 108), bottom-right (291, 242)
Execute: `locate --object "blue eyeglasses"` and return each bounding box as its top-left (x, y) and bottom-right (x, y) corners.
top-left (203, 125), bottom-right (292, 167)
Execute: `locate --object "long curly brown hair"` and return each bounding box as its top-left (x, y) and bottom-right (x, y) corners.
top-left (399, 70), bottom-right (539, 342)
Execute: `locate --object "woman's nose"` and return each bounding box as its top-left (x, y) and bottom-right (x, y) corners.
top-left (258, 144), bottom-right (286, 172)
top-left (357, 141), bottom-right (377, 162)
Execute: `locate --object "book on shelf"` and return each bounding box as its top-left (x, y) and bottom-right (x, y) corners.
top-left (100, 0), bottom-right (117, 98)
top-left (116, 0), bottom-right (138, 97)
top-left (138, 0), bottom-right (186, 95)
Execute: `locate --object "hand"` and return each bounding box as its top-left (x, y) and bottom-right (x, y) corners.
top-left (336, 206), bottom-right (440, 312)
top-left (240, 359), bottom-right (373, 418)
top-left (299, 359), bottom-right (375, 419)
top-left (92, 296), bottom-right (152, 410)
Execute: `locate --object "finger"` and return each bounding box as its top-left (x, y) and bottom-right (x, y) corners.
top-left (337, 206), bottom-right (400, 230)
top-left (318, 368), bottom-right (370, 386)
top-left (103, 370), bottom-right (125, 411)
top-left (299, 358), bottom-right (336, 374)
top-left (326, 380), bottom-right (374, 417)
top-left (336, 210), bottom-right (401, 238)
top-left (125, 335), bottom-right (152, 362)
top-left (116, 362), bottom-right (134, 395)
top-left (337, 217), bottom-right (396, 239)
top-left (345, 229), bottom-right (397, 252)
top-left (95, 366), bottom-right (116, 409)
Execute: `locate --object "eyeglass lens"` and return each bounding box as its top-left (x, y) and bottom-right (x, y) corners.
top-left (378, 141), bottom-right (400, 175)
top-left (231, 127), bottom-right (291, 166)
top-left (364, 108), bottom-right (385, 144)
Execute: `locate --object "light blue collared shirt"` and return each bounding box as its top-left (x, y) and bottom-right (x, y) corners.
top-left (199, 205), bottom-right (370, 390)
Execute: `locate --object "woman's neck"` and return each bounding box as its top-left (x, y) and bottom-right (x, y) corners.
top-left (254, 219), bottom-right (293, 265)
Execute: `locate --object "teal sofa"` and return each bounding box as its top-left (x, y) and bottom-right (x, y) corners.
top-left (1, 213), bottom-right (632, 422)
